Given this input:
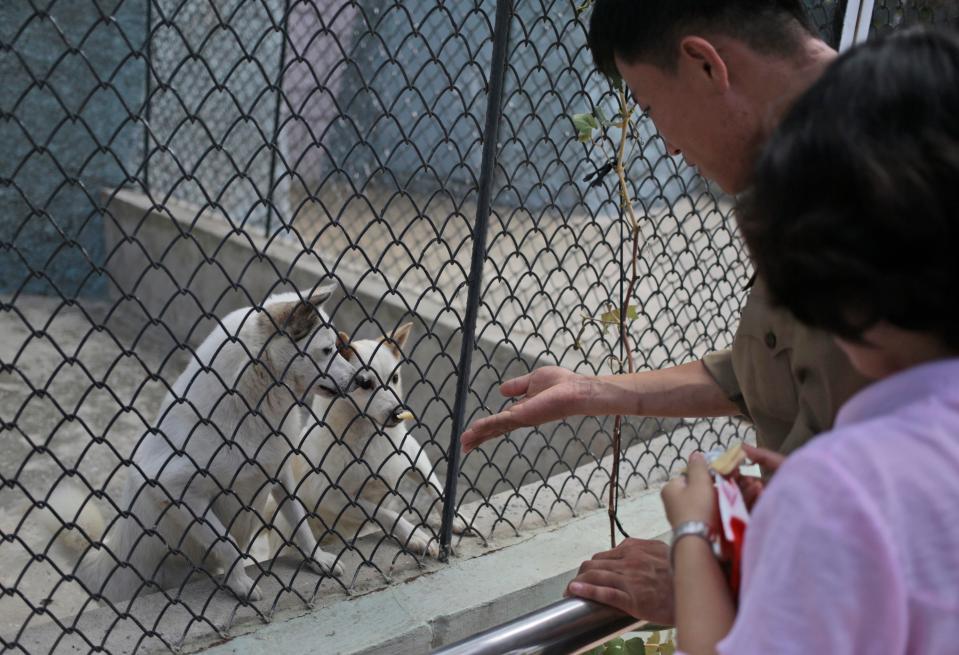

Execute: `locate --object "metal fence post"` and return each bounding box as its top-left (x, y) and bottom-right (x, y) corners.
top-left (839, 0), bottom-right (876, 51)
top-left (143, 0), bottom-right (153, 192)
top-left (266, 0), bottom-right (292, 238)
top-left (439, 0), bottom-right (513, 561)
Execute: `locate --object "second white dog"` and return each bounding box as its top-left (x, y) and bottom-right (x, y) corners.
top-left (271, 324), bottom-right (466, 559)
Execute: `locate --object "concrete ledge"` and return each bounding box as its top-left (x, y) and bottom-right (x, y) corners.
top-left (200, 487), bottom-right (670, 655)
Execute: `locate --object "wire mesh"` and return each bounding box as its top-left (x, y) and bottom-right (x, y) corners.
top-left (870, 0), bottom-right (959, 35)
top-left (0, 0), bottom-right (914, 651)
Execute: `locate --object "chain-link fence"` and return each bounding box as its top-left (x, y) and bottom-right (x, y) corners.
top-left (870, 0), bottom-right (959, 34)
top-left (2, 0), bottom-right (940, 651)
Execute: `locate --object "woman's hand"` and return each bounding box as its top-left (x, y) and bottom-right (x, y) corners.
top-left (738, 443), bottom-right (787, 508)
top-left (661, 452), bottom-right (717, 528)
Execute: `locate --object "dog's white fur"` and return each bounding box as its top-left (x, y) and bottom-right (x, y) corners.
top-left (43, 286), bottom-right (355, 603)
top-left (270, 324), bottom-right (465, 559)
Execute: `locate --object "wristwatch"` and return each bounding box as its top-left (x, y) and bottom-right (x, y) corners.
top-left (670, 520), bottom-right (717, 569)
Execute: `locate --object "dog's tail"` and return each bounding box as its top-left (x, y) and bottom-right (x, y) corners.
top-left (38, 480), bottom-right (149, 603)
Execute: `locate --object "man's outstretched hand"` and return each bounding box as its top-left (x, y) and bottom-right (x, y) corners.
top-left (565, 538), bottom-right (675, 626)
top-left (461, 366), bottom-right (598, 452)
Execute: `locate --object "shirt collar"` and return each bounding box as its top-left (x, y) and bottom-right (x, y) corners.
top-left (836, 357), bottom-right (959, 427)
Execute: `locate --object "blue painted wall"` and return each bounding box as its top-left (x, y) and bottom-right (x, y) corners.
top-left (0, 0), bottom-right (146, 298)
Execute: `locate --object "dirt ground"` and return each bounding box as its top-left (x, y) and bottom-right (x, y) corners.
top-left (0, 293), bottom-right (190, 640)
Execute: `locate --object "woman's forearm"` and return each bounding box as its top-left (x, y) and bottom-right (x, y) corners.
top-left (673, 537), bottom-right (737, 655)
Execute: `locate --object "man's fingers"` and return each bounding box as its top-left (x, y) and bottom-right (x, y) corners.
top-left (742, 443), bottom-right (785, 473)
top-left (588, 548), bottom-right (623, 561)
top-left (499, 373), bottom-right (533, 397)
top-left (461, 383), bottom-right (579, 452)
top-left (566, 575), bottom-right (633, 616)
top-left (577, 558), bottom-right (624, 574)
top-left (460, 412), bottom-right (523, 451)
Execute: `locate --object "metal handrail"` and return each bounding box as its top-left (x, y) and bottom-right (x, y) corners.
top-left (430, 598), bottom-right (655, 655)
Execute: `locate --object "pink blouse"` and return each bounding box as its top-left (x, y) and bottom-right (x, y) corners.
top-left (710, 358), bottom-right (959, 654)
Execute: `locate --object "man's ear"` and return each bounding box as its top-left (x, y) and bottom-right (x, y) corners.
top-left (678, 36), bottom-right (730, 91)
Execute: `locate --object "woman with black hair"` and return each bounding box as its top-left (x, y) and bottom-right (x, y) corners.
top-left (654, 27), bottom-right (959, 653)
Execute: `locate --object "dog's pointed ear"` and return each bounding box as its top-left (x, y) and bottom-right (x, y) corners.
top-left (273, 284), bottom-right (336, 341)
top-left (309, 283), bottom-right (336, 308)
top-left (337, 330), bottom-right (354, 361)
top-left (392, 322), bottom-right (413, 349)
top-left (268, 293), bottom-right (324, 342)
top-left (383, 322), bottom-right (413, 357)
top-left (282, 301), bottom-right (319, 341)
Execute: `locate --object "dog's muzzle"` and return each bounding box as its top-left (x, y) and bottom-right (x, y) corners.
top-left (385, 406), bottom-right (414, 428)
top-left (316, 377), bottom-right (354, 397)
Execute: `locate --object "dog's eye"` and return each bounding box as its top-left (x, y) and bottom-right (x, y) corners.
top-left (391, 374), bottom-right (399, 384)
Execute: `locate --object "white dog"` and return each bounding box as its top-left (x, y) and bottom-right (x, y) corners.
top-left (44, 285), bottom-right (355, 603)
top-left (271, 324), bottom-right (466, 560)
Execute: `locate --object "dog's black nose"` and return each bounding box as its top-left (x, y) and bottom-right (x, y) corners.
top-left (354, 371), bottom-right (375, 391)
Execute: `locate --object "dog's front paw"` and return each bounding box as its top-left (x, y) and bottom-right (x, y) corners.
top-left (405, 527), bottom-right (439, 558)
top-left (427, 513), bottom-right (470, 536)
top-left (307, 551), bottom-right (344, 578)
top-left (226, 571), bottom-right (262, 602)
top-left (451, 515), bottom-right (469, 535)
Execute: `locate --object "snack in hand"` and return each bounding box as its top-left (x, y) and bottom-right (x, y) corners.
top-left (700, 442), bottom-right (755, 597)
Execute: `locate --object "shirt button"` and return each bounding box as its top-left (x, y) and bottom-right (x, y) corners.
top-left (765, 331), bottom-right (777, 349)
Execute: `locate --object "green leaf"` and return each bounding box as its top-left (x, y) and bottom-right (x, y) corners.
top-left (605, 638), bottom-right (626, 655)
top-left (600, 308), bottom-right (620, 324)
top-left (625, 637), bottom-right (646, 655)
top-left (595, 106), bottom-right (609, 126)
top-left (625, 305), bottom-right (638, 320)
top-left (646, 631), bottom-right (661, 645)
top-left (571, 112), bottom-right (598, 133)
top-left (575, 0), bottom-right (593, 14)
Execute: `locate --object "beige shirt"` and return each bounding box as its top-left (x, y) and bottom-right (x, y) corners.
top-left (703, 279), bottom-right (869, 454)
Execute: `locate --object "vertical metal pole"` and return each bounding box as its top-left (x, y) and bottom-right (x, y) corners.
top-left (266, 0), bottom-right (292, 238)
top-left (143, 0), bottom-right (153, 191)
top-left (439, 0), bottom-right (513, 562)
top-left (839, 0), bottom-right (876, 51)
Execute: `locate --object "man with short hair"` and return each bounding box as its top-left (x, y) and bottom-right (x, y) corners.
top-left (460, 0), bottom-right (868, 624)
